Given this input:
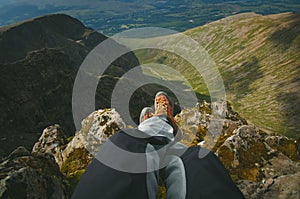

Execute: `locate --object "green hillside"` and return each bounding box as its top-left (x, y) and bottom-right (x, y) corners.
top-left (136, 12), bottom-right (300, 138)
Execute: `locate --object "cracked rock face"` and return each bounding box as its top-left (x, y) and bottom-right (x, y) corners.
top-left (0, 147), bottom-right (70, 199)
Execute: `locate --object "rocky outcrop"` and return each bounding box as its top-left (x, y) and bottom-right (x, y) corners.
top-left (175, 102), bottom-right (300, 198)
top-left (0, 147), bottom-right (71, 198)
top-left (29, 108), bottom-right (125, 176)
top-left (216, 125), bottom-right (299, 182)
top-left (261, 172), bottom-right (300, 199)
top-left (220, 129), bottom-right (300, 198)
top-left (237, 171), bottom-right (300, 199)
top-left (60, 108), bottom-right (125, 180)
top-left (2, 101), bottom-right (299, 198)
top-left (175, 101), bottom-right (247, 147)
top-left (32, 124), bottom-right (68, 167)
top-left (54, 109), bottom-right (124, 191)
top-left (63, 108), bottom-right (126, 159)
top-left (0, 108), bottom-right (126, 197)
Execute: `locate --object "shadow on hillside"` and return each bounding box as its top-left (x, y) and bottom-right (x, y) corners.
top-left (222, 56), bottom-right (263, 99)
top-left (270, 14), bottom-right (300, 138)
top-left (269, 14), bottom-right (300, 50)
top-left (276, 75), bottom-right (300, 138)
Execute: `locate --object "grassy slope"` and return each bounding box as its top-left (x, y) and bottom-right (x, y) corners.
top-left (136, 12), bottom-right (300, 138)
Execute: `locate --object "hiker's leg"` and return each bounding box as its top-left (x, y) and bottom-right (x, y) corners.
top-left (162, 156), bottom-right (186, 199)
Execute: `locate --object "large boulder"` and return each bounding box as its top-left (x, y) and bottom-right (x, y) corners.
top-left (62, 108), bottom-right (126, 159)
top-left (0, 146), bottom-right (70, 198)
top-left (60, 108), bottom-right (126, 190)
top-left (261, 172), bottom-right (300, 199)
top-left (216, 125), bottom-right (300, 182)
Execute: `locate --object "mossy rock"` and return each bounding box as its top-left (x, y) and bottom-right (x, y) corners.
top-left (231, 167), bottom-right (260, 182)
top-left (217, 136), bottom-right (273, 182)
top-left (61, 147), bottom-right (92, 176)
top-left (217, 145), bottom-right (235, 170)
top-left (266, 137), bottom-right (300, 162)
top-left (238, 142), bottom-right (271, 168)
top-left (230, 142), bottom-right (270, 182)
top-left (196, 125), bottom-right (207, 141)
top-left (198, 102), bottom-right (212, 114)
top-left (67, 169), bottom-right (86, 192)
top-left (212, 133), bottom-right (232, 152)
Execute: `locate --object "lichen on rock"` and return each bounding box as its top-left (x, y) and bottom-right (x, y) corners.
top-left (32, 124), bottom-right (68, 168)
top-left (59, 108), bottom-right (125, 191)
top-left (175, 101), bottom-right (246, 149)
top-left (215, 124), bottom-right (300, 198)
top-left (63, 108), bottom-right (126, 158)
top-left (265, 135), bottom-right (300, 162)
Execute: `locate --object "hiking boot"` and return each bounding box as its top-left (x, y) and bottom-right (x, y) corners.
top-left (154, 91), bottom-right (178, 133)
top-left (139, 107), bottom-right (154, 124)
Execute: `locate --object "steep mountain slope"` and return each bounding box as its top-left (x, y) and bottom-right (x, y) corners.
top-left (0, 49), bottom-right (75, 158)
top-left (138, 12), bottom-right (300, 138)
top-left (0, 14), bottom-right (140, 157)
top-left (187, 12), bottom-right (300, 137)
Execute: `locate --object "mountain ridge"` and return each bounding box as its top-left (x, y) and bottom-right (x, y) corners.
top-left (0, 13), bottom-right (140, 157)
top-left (0, 13), bottom-right (106, 64)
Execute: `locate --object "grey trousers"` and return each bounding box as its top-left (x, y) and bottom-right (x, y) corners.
top-left (138, 116), bottom-right (187, 199)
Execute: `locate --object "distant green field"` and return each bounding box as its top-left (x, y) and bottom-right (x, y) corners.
top-left (0, 0), bottom-right (299, 36)
top-left (79, 0), bottom-right (300, 35)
